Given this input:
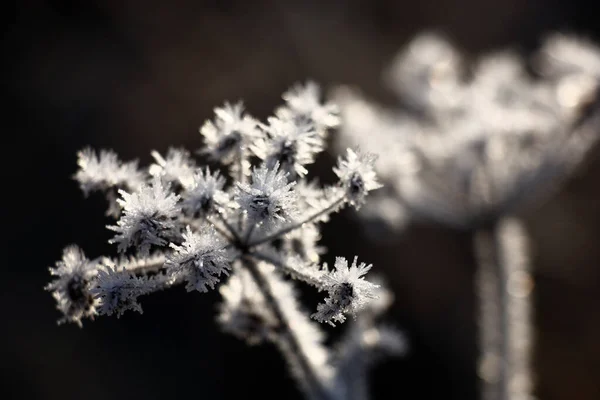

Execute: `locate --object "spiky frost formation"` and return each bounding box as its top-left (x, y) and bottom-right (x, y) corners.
top-left (46, 246), bottom-right (99, 327)
top-left (167, 226), bottom-right (231, 292)
top-left (200, 102), bottom-right (261, 163)
top-left (236, 163), bottom-right (297, 228)
top-left (108, 178), bottom-right (181, 256)
top-left (90, 265), bottom-right (150, 317)
top-left (334, 149), bottom-right (382, 209)
top-left (312, 257), bottom-right (380, 326)
top-left (181, 168), bottom-right (229, 218)
top-left (253, 117), bottom-right (325, 178)
top-left (74, 148), bottom-right (145, 195)
top-left (276, 81), bottom-right (340, 131)
top-left (149, 148), bottom-right (197, 189)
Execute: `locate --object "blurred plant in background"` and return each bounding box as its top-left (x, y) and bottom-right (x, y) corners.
top-left (334, 32), bottom-right (600, 400)
top-left (45, 83), bottom-right (405, 400)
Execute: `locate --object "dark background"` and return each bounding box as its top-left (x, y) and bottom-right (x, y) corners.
top-left (4, 1), bottom-right (600, 399)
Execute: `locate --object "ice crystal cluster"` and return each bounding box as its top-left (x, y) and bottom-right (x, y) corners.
top-left (46, 82), bottom-right (404, 400)
top-left (335, 33), bottom-right (600, 232)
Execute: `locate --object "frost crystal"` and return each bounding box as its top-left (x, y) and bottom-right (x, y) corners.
top-left (334, 149), bottom-right (382, 209)
top-left (149, 148), bottom-right (197, 189)
top-left (45, 245), bottom-right (99, 327)
top-left (313, 257), bottom-right (380, 326)
top-left (74, 148), bottom-right (145, 195)
top-left (91, 265), bottom-right (149, 317)
top-left (108, 178), bottom-right (181, 256)
top-left (200, 102), bottom-right (261, 163)
top-left (167, 226), bottom-right (231, 292)
top-left (236, 163), bottom-right (298, 229)
top-left (181, 168), bottom-right (229, 218)
top-left (253, 117), bottom-right (325, 178)
top-left (276, 81), bottom-right (340, 131)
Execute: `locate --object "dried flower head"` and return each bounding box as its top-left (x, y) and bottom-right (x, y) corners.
top-left (312, 257), bottom-right (380, 326)
top-left (167, 225), bottom-right (231, 292)
top-left (149, 148), bottom-right (197, 189)
top-left (236, 162), bottom-right (298, 229)
top-left (108, 178), bottom-right (181, 256)
top-left (181, 167), bottom-right (229, 218)
top-left (276, 81), bottom-right (340, 131)
top-left (200, 102), bottom-right (261, 163)
top-left (45, 245), bottom-right (99, 327)
top-left (336, 32), bottom-right (600, 231)
top-left (334, 148), bottom-right (383, 209)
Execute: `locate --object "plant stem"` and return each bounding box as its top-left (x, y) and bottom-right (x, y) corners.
top-left (242, 257), bottom-right (333, 400)
top-left (248, 196), bottom-right (345, 248)
top-left (474, 218), bottom-right (533, 400)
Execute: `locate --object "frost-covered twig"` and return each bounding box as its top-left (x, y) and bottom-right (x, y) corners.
top-left (46, 82), bottom-right (404, 400)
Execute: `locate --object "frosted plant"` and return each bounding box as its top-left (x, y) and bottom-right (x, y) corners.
top-left (313, 257), bottom-right (379, 326)
top-left (334, 32), bottom-right (600, 400)
top-left (46, 82), bottom-right (403, 400)
top-left (335, 33), bottom-right (600, 232)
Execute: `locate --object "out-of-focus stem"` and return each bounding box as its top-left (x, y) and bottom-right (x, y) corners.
top-left (474, 217), bottom-right (533, 400)
top-left (242, 257), bottom-right (333, 400)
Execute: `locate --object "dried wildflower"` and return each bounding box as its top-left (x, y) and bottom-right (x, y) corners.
top-left (47, 82), bottom-right (398, 400)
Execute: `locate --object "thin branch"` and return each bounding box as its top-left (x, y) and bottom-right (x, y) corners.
top-left (252, 251), bottom-right (325, 288)
top-left (249, 196), bottom-right (346, 248)
top-left (109, 254), bottom-right (167, 275)
top-left (241, 257), bottom-right (333, 400)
